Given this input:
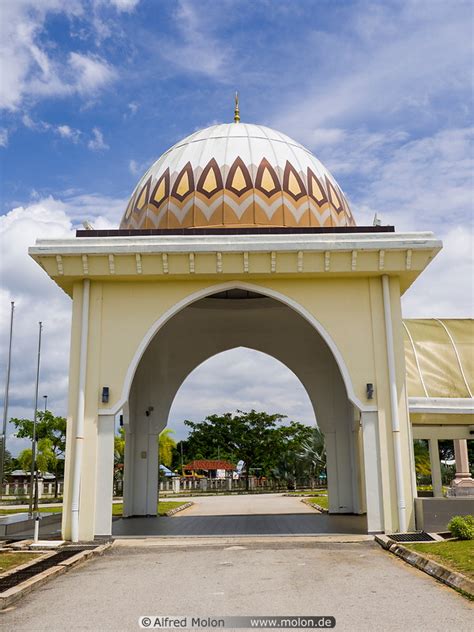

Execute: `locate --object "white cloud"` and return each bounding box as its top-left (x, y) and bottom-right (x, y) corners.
top-left (312, 128), bottom-right (409, 179)
top-left (0, 192), bottom-right (123, 455)
top-left (128, 102), bottom-right (139, 116)
top-left (0, 198), bottom-right (73, 454)
top-left (168, 348), bottom-right (316, 441)
top-left (161, 0), bottom-right (230, 79)
top-left (68, 52), bottom-right (116, 95)
top-left (402, 226), bottom-right (474, 318)
top-left (128, 157), bottom-right (154, 178)
top-left (61, 191), bottom-right (126, 225)
top-left (0, 1), bottom-right (116, 111)
top-left (109, 0), bottom-right (140, 12)
top-left (55, 124), bottom-right (81, 143)
top-left (354, 127), bottom-right (474, 232)
top-left (87, 127), bottom-right (109, 151)
top-left (0, 128), bottom-right (8, 147)
top-left (272, 1), bottom-right (472, 141)
top-left (20, 114), bottom-right (87, 145)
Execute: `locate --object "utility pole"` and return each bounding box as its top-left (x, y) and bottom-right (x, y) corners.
top-left (0, 301), bottom-right (14, 491)
top-left (29, 322), bottom-right (42, 518)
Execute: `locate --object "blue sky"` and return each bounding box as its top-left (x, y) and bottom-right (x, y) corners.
top-left (0, 0), bottom-right (473, 452)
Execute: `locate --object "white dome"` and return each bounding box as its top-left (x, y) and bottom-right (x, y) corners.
top-left (120, 123), bottom-right (355, 229)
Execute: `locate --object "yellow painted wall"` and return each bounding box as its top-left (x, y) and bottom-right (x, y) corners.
top-left (65, 273), bottom-right (416, 539)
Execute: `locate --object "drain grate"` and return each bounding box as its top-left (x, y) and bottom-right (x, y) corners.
top-left (388, 532), bottom-right (435, 543)
top-left (0, 549), bottom-right (80, 592)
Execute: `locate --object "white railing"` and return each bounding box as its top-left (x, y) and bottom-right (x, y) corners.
top-left (0, 481), bottom-right (63, 499)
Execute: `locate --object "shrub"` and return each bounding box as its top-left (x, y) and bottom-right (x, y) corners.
top-left (448, 515), bottom-right (474, 540)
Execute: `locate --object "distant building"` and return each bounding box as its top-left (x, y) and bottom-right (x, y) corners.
top-left (183, 460), bottom-right (236, 479)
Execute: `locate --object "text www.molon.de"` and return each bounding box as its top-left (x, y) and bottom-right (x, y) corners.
top-left (139, 616), bottom-right (336, 629)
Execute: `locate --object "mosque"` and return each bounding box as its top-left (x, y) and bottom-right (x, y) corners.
top-left (30, 99), bottom-right (473, 542)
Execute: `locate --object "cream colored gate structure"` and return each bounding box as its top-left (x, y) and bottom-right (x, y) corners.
top-left (29, 121), bottom-right (448, 541)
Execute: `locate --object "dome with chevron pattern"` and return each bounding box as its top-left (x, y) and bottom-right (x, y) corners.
top-left (120, 123), bottom-right (356, 230)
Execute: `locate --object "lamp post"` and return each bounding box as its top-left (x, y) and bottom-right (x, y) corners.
top-left (28, 322), bottom-right (42, 519)
top-left (43, 395), bottom-right (48, 413)
top-left (0, 301), bottom-right (14, 490)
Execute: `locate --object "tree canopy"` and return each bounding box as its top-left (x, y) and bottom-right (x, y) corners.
top-left (183, 410), bottom-right (322, 488)
top-left (159, 429), bottom-right (176, 467)
top-left (11, 410), bottom-right (66, 497)
top-left (11, 411), bottom-right (66, 459)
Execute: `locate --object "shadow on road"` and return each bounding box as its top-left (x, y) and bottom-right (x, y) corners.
top-left (112, 513), bottom-right (367, 536)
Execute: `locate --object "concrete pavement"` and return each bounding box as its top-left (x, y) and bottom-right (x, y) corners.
top-left (173, 494), bottom-right (318, 515)
top-left (1, 539), bottom-right (472, 631)
top-left (112, 493), bottom-right (367, 536)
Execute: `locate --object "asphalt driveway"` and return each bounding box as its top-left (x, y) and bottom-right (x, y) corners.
top-left (1, 539), bottom-right (472, 631)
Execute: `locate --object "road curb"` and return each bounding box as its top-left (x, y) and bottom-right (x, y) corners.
top-left (0, 541), bottom-right (112, 610)
top-left (301, 498), bottom-right (329, 513)
top-left (165, 502), bottom-right (193, 516)
top-left (378, 539), bottom-right (474, 598)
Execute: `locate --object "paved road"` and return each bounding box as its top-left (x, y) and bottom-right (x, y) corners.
top-left (174, 494), bottom-right (318, 515)
top-left (112, 494), bottom-right (367, 536)
top-left (1, 540), bottom-right (472, 632)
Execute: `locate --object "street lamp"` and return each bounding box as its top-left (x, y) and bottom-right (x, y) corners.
top-left (43, 395), bottom-right (48, 413)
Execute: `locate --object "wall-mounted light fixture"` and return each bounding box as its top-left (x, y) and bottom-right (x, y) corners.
top-left (101, 386), bottom-right (109, 403)
top-left (366, 383), bottom-right (374, 400)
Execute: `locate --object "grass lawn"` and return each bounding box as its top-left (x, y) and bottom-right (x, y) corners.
top-left (416, 485), bottom-right (450, 495)
top-left (405, 540), bottom-right (474, 580)
top-left (0, 507), bottom-right (63, 515)
top-left (305, 495), bottom-right (329, 510)
top-left (112, 501), bottom-right (189, 517)
top-left (0, 552), bottom-right (41, 573)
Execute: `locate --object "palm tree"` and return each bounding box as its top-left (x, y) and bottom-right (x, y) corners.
top-left (298, 426), bottom-right (326, 484)
top-left (413, 440), bottom-right (431, 478)
top-left (158, 428), bottom-right (177, 468)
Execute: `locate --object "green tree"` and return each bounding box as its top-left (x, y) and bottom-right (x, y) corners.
top-left (159, 429), bottom-right (176, 468)
top-left (17, 438), bottom-right (54, 475)
top-left (272, 422), bottom-right (314, 485)
top-left (296, 426), bottom-right (327, 483)
top-left (114, 427), bottom-right (125, 487)
top-left (2, 449), bottom-right (14, 479)
top-left (414, 440), bottom-right (431, 480)
top-left (11, 411), bottom-right (66, 498)
top-left (184, 410), bottom-right (286, 490)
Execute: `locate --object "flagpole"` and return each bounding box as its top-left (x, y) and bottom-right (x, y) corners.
top-left (28, 322), bottom-right (42, 518)
top-left (0, 301), bottom-right (14, 491)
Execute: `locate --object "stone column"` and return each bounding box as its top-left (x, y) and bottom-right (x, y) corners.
top-left (94, 414), bottom-right (115, 536)
top-left (450, 439), bottom-right (474, 496)
top-left (361, 411), bottom-right (384, 533)
top-left (428, 439), bottom-right (443, 497)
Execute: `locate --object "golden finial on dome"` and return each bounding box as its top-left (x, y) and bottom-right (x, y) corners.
top-left (234, 91), bottom-right (240, 123)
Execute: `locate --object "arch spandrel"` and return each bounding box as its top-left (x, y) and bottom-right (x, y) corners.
top-left (96, 278), bottom-right (380, 416)
top-left (131, 308), bottom-right (347, 436)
